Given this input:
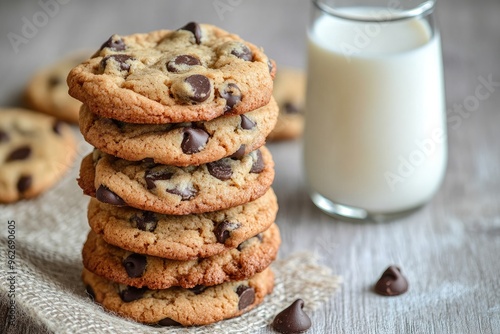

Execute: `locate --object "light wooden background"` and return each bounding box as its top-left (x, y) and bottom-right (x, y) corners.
top-left (1, 0), bottom-right (499, 333)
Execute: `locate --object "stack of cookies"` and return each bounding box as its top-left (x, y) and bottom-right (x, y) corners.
top-left (68, 22), bottom-right (281, 326)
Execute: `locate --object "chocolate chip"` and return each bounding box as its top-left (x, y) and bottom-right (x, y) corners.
top-left (181, 127), bottom-right (209, 154)
top-left (17, 175), bottom-right (32, 193)
top-left (214, 221), bottom-right (241, 244)
top-left (236, 285), bottom-right (255, 310)
top-left (96, 185), bottom-right (126, 206)
top-left (119, 286), bottom-right (147, 302)
top-left (184, 74), bottom-right (211, 102)
top-left (250, 150), bottom-right (265, 173)
top-left (179, 22), bottom-right (202, 44)
top-left (284, 102), bottom-right (300, 114)
top-left (268, 59), bottom-right (274, 73)
top-left (207, 160), bottom-right (232, 181)
top-left (52, 121), bottom-right (63, 135)
top-left (111, 119), bottom-right (126, 129)
top-left (48, 75), bottom-right (61, 88)
top-left (85, 285), bottom-right (95, 301)
top-left (130, 211), bottom-right (158, 232)
top-left (167, 55), bottom-right (201, 73)
top-left (374, 266), bottom-right (409, 296)
top-left (166, 187), bottom-right (197, 201)
top-left (229, 145), bottom-right (246, 160)
top-left (6, 146), bottom-right (31, 162)
top-left (0, 130), bottom-right (10, 143)
top-left (188, 285), bottom-right (207, 295)
top-left (100, 54), bottom-right (134, 71)
top-left (122, 253), bottom-right (147, 278)
top-left (240, 115), bottom-right (256, 130)
top-left (100, 35), bottom-right (126, 51)
top-left (219, 83), bottom-right (241, 112)
top-left (237, 233), bottom-right (263, 251)
top-left (158, 318), bottom-right (181, 326)
top-left (144, 169), bottom-right (173, 190)
top-left (231, 43), bottom-right (253, 61)
top-left (272, 299), bottom-right (312, 334)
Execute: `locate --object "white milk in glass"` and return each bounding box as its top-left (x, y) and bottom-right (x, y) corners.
top-left (304, 8), bottom-right (447, 214)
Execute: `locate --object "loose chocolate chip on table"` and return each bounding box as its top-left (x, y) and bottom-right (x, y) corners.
top-left (250, 150), bottom-right (265, 173)
top-left (179, 22), bottom-right (202, 44)
top-left (119, 286), bottom-right (147, 302)
top-left (231, 43), bottom-right (253, 61)
top-left (207, 160), bottom-right (233, 181)
top-left (214, 221), bottom-right (241, 244)
top-left (184, 74), bottom-right (211, 103)
top-left (166, 187), bottom-right (197, 201)
top-left (48, 75), bottom-right (61, 88)
top-left (236, 285), bottom-right (255, 310)
top-left (100, 54), bottom-right (134, 71)
top-left (145, 169), bottom-right (174, 190)
top-left (123, 253), bottom-right (147, 278)
top-left (188, 285), bottom-right (207, 295)
top-left (181, 127), bottom-right (209, 154)
top-left (100, 35), bottom-right (126, 51)
top-left (219, 83), bottom-right (242, 112)
top-left (96, 185), bottom-right (126, 206)
top-left (167, 55), bottom-right (201, 73)
top-left (240, 115), bottom-right (256, 130)
top-left (6, 146), bottom-right (31, 162)
top-left (0, 130), bottom-right (10, 143)
top-left (284, 102), bottom-right (300, 114)
top-left (374, 266), bottom-right (409, 296)
top-left (85, 285), bottom-right (95, 301)
top-left (157, 318), bottom-right (181, 326)
top-left (52, 121), bottom-right (63, 135)
top-left (17, 175), bottom-right (32, 193)
top-left (130, 211), bottom-right (158, 232)
top-left (272, 299), bottom-right (312, 334)
top-left (229, 145), bottom-right (246, 160)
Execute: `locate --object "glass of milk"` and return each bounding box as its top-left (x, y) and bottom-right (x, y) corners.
top-left (304, 0), bottom-right (447, 221)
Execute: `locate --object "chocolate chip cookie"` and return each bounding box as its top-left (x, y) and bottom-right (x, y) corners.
top-left (0, 108), bottom-right (76, 203)
top-left (82, 267), bottom-right (274, 326)
top-left (78, 146), bottom-right (274, 215)
top-left (87, 187), bottom-right (277, 260)
top-left (79, 97), bottom-right (278, 166)
top-left (68, 22), bottom-right (276, 124)
top-left (267, 67), bottom-right (305, 141)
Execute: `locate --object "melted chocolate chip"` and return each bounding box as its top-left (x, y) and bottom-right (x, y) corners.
top-left (272, 299), bottom-right (312, 334)
top-left (219, 83), bottom-right (242, 112)
top-left (158, 318), bottom-right (181, 326)
top-left (240, 115), bottom-right (256, 130)
top-left (214, 221), bottom-right (241, 244)
top-left (207, 160), bottom-right (232, 181)
top-left (284, 102), bottom-right (300, 114)
top-left (229, 145), bottom-right (246, 160)
top-left (52, 121), bottom-right (63, 135)
top-left (100, 35), bottom-right (126, 51)
top-left (85, 285), bottom-right (95, 301)
top-left (237, 233), bottom-right (263, 251)
top-left (0, 130), bottom-right (10, 143)
top-left (236, 285), bottom-right (255, 310)
top-left (123, 254), bottom-right (147, 278)
top-left (231, 43), bottom-right (253, 61)
top-left (145, 169), bottom-right (173, 190)
top-left (6, 146), bottom-right (31, 162)
top-left (250, 150), bottom-right (265, 173)
top-left (179, 22), bottom-right (202, 44)
top-left (100, 54), bottom-right (134, 71)
top-left (96, 185), bottom-right (126, 206)
top-left (181, 127), bottom-right (209, 154)
top-left (374, 266), bottom-right (409, 296)
top-left (166, 187), bottom-right (197, 201)
top-left (188, 285), bottom-right (207, 295)
top-left (48, 75), bottom-right (61, 88)
top-left (119, 286), bottom-right (147, 302)
top-left (184, 74), bottom-right (211, 102)
top-left (17, 175), bottom-right (32, 193)
top-left (167, 55), bottom-right (201, 73)
top-left (130, 211), bottom-right (158, 232)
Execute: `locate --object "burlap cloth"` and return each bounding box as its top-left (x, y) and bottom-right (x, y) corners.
top-left (0, 140), bottom-right (341, 333)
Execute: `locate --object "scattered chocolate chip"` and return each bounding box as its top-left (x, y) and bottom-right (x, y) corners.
top-left (240, 115), bottom-right (256, 130)
top-left (167, 55), bottom-right (201, 73)
top-left (119, 286), bottom-right (147, 302)
top-left (284, 102), bottom-right (300, 114)
top-left (144, 169), bottom-right (174, 190)
top-left (268, 59), bottom-right (274, 73)
top-left (231, 43), bottom-right (253, 61)
top-left (374, 266), bottom-right (409, 296)
top-left (250, 150), bottom-right (265, 173)
top-left (229, 145), bottom-right (246, 160)
top-left (0, 130), bottom-right (10, 143)
top-left (52, 121), bottom-right (63, 135)
top-left (100, 35), bottom-right (126, 51)
top-left (130, 211), bottom-right (158, 232)
top-left (96, 185), bottom-right (126, 206)
top-left (158, 318), bottom-right (181, 326)
top-left (272, 299), bottom-right (312, 334)
top-left (181, 127), bottom-right (209, 154)
top-left (188, 285), bottom-right (207, 295)
top-left (123, 254), bottom-right (147, 278)
top-left (207, 160), bottom-right (233, 181)
top-left (166, 187), bottom-right (197, 201)
top-left (219, 83), bottom-right (242, 112)
top-left (184, 74), bottom-right (211, 103)
top-left (48, 75), bottom-right (61, 88)
top-left (6, 146), bottom-right (31, 162)
top-left (179, 22), bottom-right (202, 44)
top-left (17, 175), bottom-right (32, 193)
top-left (214, 221), bottom-right (241, 244)
top-left (236, 285), bottom-right (255, 310)
top-left (100, 54), bottom-right (134, 71)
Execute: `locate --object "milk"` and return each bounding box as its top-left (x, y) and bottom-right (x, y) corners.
top-left (304, 8), bottom-right (447, 214)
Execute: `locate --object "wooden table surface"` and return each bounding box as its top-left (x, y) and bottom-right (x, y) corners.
top-left (1, 0), bottom-right (499, 333)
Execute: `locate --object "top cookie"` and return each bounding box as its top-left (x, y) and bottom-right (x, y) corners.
top-left (68, 22), bottom-right (276, 124)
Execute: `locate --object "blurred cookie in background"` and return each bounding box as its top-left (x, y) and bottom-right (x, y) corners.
top-left (267, 67), bottom-right (306, 141)
top-left (25, 51), bottom-right (89, 123)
